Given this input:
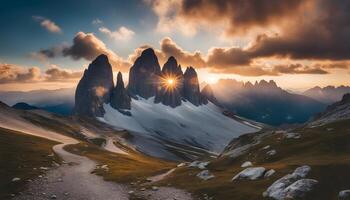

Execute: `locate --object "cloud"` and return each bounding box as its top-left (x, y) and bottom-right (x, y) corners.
top-left (0, 64), bottom-right (41, 83)
top-left (0, 63), bottom-right (82, 84)
top-left (44, 65), bottom-right (82, 81)
top-left (99, 26), bottom-right (135, 41)
top-left (92, 19), bottom-right (103, 25)
top-left (32, 16), bottom-right (62, 34)
top-left (271, 63), bottom-right (329, 75)
top-left (35, 32), bottom-right (131, 72)
top-left (146, 0), bottom-right (305, 36)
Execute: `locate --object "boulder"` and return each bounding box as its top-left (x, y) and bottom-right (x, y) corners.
top-left (339, 190), bottom-right (350, 200)
top-left (74, 54), bottom-right (114, 117)
top-left (197, 170), bottom-right (215, 180)
top-left (110, 72), bottom-right (131, 110)
top-left (232, 167), bottom-right (266, 181)
top-left (263, 165), bottom-right (313, 200)
top-left (127, 48), bottom-right (161, 99)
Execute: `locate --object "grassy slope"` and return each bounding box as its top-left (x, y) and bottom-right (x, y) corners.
top-left (0, 127), bottom-right (59, 199)
top-left (64, 142), bottom-right (176, 184)
top-left (155, 119), bottom-right (350, 200)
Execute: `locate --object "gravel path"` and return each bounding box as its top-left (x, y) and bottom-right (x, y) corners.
top-left (14, 143), bottom-right (129, 200)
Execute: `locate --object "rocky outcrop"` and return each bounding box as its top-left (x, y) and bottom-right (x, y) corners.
top-left (110, 72), bottom-right (131, 110)
top-left (183, 67), bottom-right (206, 106)
top-left (74, 54), bottom-right (114, 117)
top-left (127, 48), bottom-right (161, 99)
top-left (154, 56), bottom-right (184, 107)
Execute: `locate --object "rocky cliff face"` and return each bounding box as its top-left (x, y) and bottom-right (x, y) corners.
top-left (127, 48), bottom-right (161, 99)
top-left (154, 56), bottom-right (184, 107)
top-left (183, 67), bottom-right (206, 106)
top-left (74, 54), bottom-right (114, 117)
top-left (74, 50), bottom-right (215, 117)
top-left (110, 72), bottom-right (131, 110)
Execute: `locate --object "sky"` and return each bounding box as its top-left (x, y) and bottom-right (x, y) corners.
top-left (0, 0), bottom-right (349, 92)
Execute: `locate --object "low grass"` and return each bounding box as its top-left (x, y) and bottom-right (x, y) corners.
top-left (64, 142), bottom-right (176, 184)
top-left (0, 127), bottom-right (59, 199)
top-left (156, 119), bottom-right (350, 200)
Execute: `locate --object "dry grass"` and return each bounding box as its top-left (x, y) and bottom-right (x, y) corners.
top-left (0, 127), bottom-right (59, 199)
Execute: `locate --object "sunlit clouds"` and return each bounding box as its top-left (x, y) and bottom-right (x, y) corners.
top-left (32, 16), bottom-right (62, 34)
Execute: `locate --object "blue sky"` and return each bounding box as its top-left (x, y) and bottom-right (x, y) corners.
top-left (0, 0), bottom-right (349, 91)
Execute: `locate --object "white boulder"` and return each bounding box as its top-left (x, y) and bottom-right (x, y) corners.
top-left (197, 170), bottom-right (215, 180)
top-left (267, 149), bottom-right (277, 156)
top-left (264, 169), bottom-right (276, 178)
top-left (263, 165), bottom-right (313, 200)
top-left (189, 161), bottom-right (209, 169)
top-left (285, 132), bottom-right (301, 139)
top-left (262, 145), bottom-right (271, 150)
top-left (232, 167), bottom-right (266, 181)
top-left (241, 161), bottom-right (253, 168)
top-left (11, 177), bottom-right (21, 182)
top-left (339, 190), bottom-right (350, 200)
top-left (284, 179), bottom-right (318, 199)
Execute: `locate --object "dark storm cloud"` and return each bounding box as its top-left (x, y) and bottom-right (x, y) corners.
top-left (179, 0), bottom-right (305, 35)
top-left (35, 32), bottom-right (131, 71)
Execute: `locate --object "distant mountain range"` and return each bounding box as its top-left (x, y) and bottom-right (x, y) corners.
top-left (210, 79), bottom-right (327, 126)
top-left (303, 85), bottom-right (350, 104)
top-left (0, 88), bottom-right (75, 116)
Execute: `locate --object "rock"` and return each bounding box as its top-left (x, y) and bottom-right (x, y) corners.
top-left (154, 56), bottom-right (184, 107)
top-left (339, 190), bottom-right (350, 200)
top-left (51, 194), bottom-right (57, 199)
top-left (262, 145), bottom-right (271, 150)
top-left (285, 132), bottom-right (301, 139)
top-left (267, 149), bottom-right (277, 156)
top-left (12, 177), bottom-right (21, 182)
top-left (241, 161), bottom-right (253, 168)
top-left (264, 169), bottom-right (276, 178)
top-left (64, 192), bottom-right (69, 196)
top-left (127, 48), bottom-right (161, 99)
top-left (152, 186), bottom-right (159, 191)
top-left (40, 167), bottom-right (49, 170)
top-left (232, 167), bottom-right (266, 181)
top-left (197, 170), bottom-right (215, 180)
top-left (140, 188), bottom-right (146, 191)
top-left (74, 54), bottom-right (114, 117)
top-left (189, 161), bottom-right (209, 169)
top-left (183, 67), bottom-right (205, 106)
top-left (201, 84), bottom-right (219, 105)
top-left (177, 163), bottom-right (186, 167)
top-left (110, 72), bottom-right (131, 110)
top-left (128, 190), bottom-right (134, 195)
top-left (263, 165), bottom-right (312, 200)
top-left (284, 179), bottom-right (318, 199)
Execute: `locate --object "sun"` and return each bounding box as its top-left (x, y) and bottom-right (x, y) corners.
top-left (167, 78), bottom-right (174, 85)
top-left (159, 75), bottom-right (179, 91)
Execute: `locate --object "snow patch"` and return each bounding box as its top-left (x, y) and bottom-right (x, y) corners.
top-left (101, 98), bottom-right (258, 153)
top-left (103, 138), bottom-right (128, 155)
top-left (266, 149), bottom-right (277, 156)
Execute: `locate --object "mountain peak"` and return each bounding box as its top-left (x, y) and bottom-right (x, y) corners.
top-left (127, 48), bottom-right (161, 99)
top-left (74, 54), bottom-right (114, 117)
top-left (111, 72), bottom-right (131, 110)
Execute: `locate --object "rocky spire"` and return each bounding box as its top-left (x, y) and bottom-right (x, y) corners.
top-left (110, 72), bottom-right (131, 110)
top-left (183, 67), bottom-right (204, 106)
top-left (74, 54), bottom-right (114, 117)
top-left (127, 48), bottom-right (161, 99)
top-left (154, 56), bottom-right (184, 107)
